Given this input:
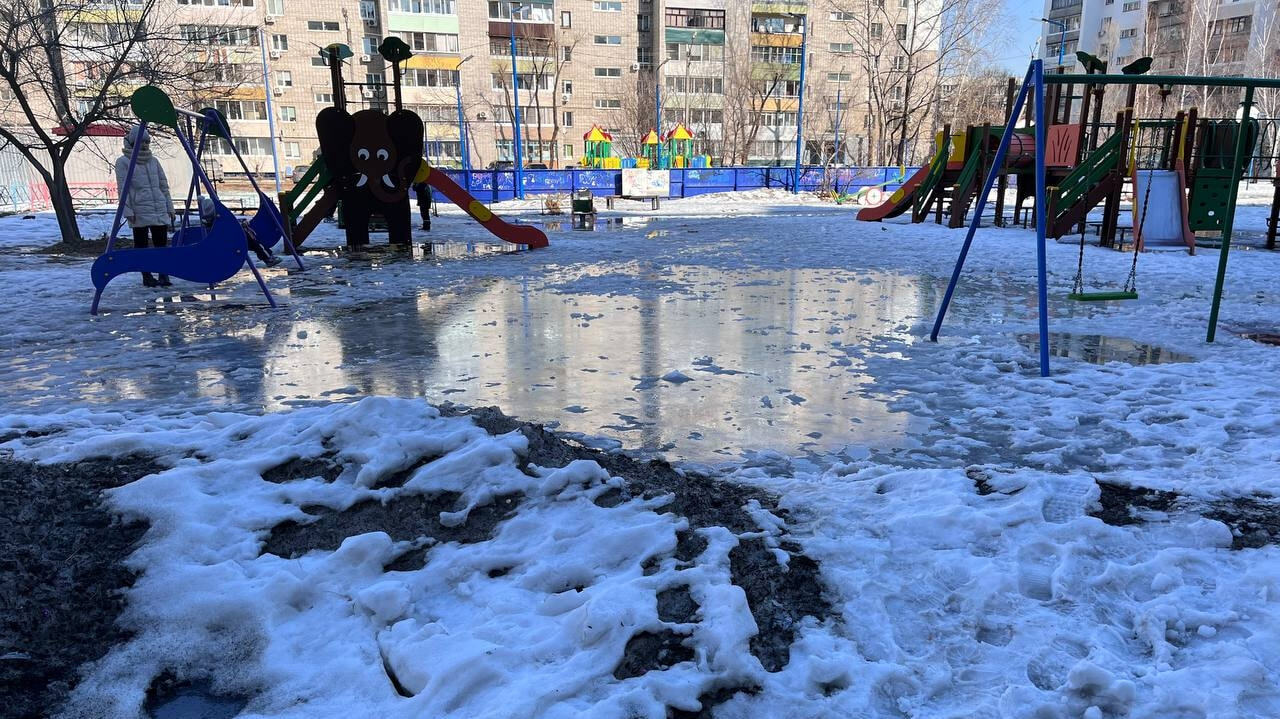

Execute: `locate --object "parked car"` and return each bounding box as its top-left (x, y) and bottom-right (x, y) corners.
top-left (526, 163), bottom-right (549, 170)
top-left (486, 160), bottom-right (515, 170)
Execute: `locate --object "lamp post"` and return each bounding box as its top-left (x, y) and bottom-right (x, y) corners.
top-left (654, 57), bottom-right (671, 169)
top-left (508, 1), bottom-right (525, 199)
top-left (455, 54), bottom-right (473, 182)
top-left (793, 12), bottom-right (809, 193)
top-left (1038, 17), bottom-right (1067, 70)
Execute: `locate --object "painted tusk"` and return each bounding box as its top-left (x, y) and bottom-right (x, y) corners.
top-left (355, 174), bottom-right (369, 188)
top-left (382, 174), bottom-right (395, 188)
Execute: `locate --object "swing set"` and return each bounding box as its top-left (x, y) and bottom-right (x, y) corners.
top-left (931, 59), bottom-right (1279, 376)
top-left (90, 86), bottom-right (304, 314)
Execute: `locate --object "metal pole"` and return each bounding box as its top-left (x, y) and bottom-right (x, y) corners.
top-left (1032, 60), bottom-right (1051, 377)
top-left (793, 11), bottom-right (808, 193)
top-left (1206, 85), bottom-right (1254, 342)
top-left (258, 28), bottom-right (284, 195)
top-left (655, 73), bottom-right (662, 169)
top-left (930, 62), bottom-right (1034, 344)
top-left (833, 87), bottom-right (842, 165)
top-left (508, 1), bottom-right (525, 199)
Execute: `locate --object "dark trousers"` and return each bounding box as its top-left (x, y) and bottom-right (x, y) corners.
top-left (132, 225), bottom-right (168, 249)
top-left (247, 237), bottom-right (273, 263)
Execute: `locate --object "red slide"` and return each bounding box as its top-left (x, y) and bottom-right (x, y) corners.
top-left (419, 164), bottom-right (549, 249)
top-left (856, 163), bottom-right (933, 222)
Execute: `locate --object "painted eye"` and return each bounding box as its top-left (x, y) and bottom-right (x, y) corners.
top-left (377, 149), bottom-right (389, 161)
top-left (357, 148), bottom-right (369, 160)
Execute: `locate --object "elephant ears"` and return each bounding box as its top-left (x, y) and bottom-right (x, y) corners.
top-left (387, 110), bottom-right (424, 182)
top-left (316, 107), bottom-right (356, 177)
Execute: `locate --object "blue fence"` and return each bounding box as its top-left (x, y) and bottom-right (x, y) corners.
top-left (441, 166), bottom-right (913, 203)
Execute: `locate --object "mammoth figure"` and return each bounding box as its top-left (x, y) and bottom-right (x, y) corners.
top-left (315, 107), bottom-right (424, 247)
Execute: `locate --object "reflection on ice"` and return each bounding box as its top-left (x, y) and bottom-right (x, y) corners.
top-left (1016, 333), bottom-right (1193, 366)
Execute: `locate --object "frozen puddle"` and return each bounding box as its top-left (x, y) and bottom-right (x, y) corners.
top-left (1016, 332), bottom-right (1193, 366)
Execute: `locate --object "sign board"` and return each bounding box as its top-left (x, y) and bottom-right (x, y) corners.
top-left (622, 169), bottom-right (670, 198)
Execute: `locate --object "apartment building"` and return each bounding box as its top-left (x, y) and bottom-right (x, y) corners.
top-left (1038, 0), bottom-right (1278, 75)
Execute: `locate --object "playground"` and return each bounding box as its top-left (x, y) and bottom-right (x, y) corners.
top-left (3, 58), bottom-right (1280, 719)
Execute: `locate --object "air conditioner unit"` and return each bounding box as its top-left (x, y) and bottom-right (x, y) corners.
top-left (476, 111), bottom-right (488, 120)
top-left (269, 50), bottom-right (282, 60)
top-left (364, 18), bottom-right (376, 27)
top-left (264, 15), bottom-right (276, 24)
top-left (561, 93), bottom-right (570, 103)
top-left (629, 63), bottom-right (640, 71)
top-left (272, 87), bottom-right (284, 96)
top-left (362, 88), bottom-right (375, 98)
top-left (360, 53), bottom-right (371, 62)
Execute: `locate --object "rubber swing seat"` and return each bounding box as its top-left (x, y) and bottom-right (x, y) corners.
top-left (1067, 291), bottom-right (1139, 302)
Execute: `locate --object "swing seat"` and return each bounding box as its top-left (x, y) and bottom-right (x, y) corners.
top-left (248, 192), bottom-right (287, 251)
top-left (1068, 290), bottom-right (1139, 302)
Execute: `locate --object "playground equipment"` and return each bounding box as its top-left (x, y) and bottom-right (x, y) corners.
top-left (582, 126), bottom-right (619, 169)
top-left (90, 87), bottom-right (284, 314)
top-left (931, 59), bottom-right (1280, 377)
top-left (282, 41), bottom-right (548, 250)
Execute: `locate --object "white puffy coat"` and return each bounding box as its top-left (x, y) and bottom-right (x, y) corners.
top-left (114, 127), bottom-right (173, 228)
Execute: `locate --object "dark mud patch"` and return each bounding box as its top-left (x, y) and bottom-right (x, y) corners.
top-left (444, 404), bottom-right (832, 710)
top-left (613, 630), bottom-right (695, 680)
top-left (657, 585), bottom-right (699, 624)
top-left (1092, 480), bottom-right (1279, 549)
top-left (0, 455), bottom-right (163, 719)
top-left (260, 454), bottom-right (345, 484)
top-left (261, 492), bottom-right (522, 567)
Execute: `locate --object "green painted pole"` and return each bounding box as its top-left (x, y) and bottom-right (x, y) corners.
top-left (1206, 85), bottom-right (1254, 343)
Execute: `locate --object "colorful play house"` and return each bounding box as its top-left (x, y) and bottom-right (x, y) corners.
top-left (582, 125), bottom-right (621, 169)
top-left (662, 123), bottom-right (711, 169)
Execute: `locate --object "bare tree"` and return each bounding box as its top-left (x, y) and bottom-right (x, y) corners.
top-left (829, 0), bottom-right (1005, 165)
top-left (0, 0), bottom-right (249, 245)
top-left (485, 31), bottom-right (583, 168)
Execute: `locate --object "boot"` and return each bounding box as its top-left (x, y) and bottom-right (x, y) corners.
top-left (158, 274), bottom-right (172, 287)
top-left (142, 273), bottom-right (158, 287)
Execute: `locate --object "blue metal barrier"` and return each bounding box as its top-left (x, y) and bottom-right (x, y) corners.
top-left (443, 166), bottom-right (912, 202)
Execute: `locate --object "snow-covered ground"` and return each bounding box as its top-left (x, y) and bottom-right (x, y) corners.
top-left (2, 188), bottom-right (1278, 717)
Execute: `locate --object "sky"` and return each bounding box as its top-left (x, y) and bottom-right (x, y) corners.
top-left (996, 0), bottom-right (1046, 73)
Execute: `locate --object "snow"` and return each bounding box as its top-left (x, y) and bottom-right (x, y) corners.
top-left (2, 186), bottom-right (1279, 717)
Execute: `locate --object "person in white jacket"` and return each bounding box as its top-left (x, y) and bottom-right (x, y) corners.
top-left (114, 125), bottom-right (175, 286)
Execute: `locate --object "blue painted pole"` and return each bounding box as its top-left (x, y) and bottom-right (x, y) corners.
top-left (833, 87), bottom-right (842, 166)
top-left (930, 62), bottom-right (1036, 344)
top-left (1032, 60), bottom-right (1050, 377)
top-left (655, 78), bottom-right (663, 169)
top-left (106, 122), bottom-right (148, 253)
top-left (508, 3), bottom-right (525, 199)
top-left (793, 12), bottom-right (809, 193)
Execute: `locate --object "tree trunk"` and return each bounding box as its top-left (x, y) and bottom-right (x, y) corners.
top-left (48, 154), bottom-right (83, 246)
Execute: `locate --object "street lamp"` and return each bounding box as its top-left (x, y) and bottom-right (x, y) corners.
top-left (792, 12), bottom-right (809, 193)
top-left (455, 54), bottom-right (473, 183)
top-left (508, 1), bottom-right (525, 199)
top-left (1037, 17), bottom-right (1067, 70)
top-left (654, 57), bottom-right (671, 169)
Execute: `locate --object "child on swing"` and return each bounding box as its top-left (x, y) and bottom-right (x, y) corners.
top-left (199, 197), bottom-right (282, 267)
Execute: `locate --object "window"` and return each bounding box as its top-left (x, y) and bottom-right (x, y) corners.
top-left (637, 46), bottom-right (652, 66)
top-left (363, 36), bottom-right (379, 54)
top-left (896, 24), bottom-right (907, 41)
top-left (314, 92), bottom-right (333, 104)
top-left (404, 69), bottom-right (459, 87)
top-left (666, 43), bottom-right (725, 62)
top-left (870, 22), bottom-right (882, 39)
top-left (180, 25), bottom-right (260, 46)
top-left (177, 0), bottom-right (255, 5)
top-left (388, 0), bottom-right (455, 11)
top-left (365, 72), bottom-right (384, 87)
top-left (275, 70), bottom-right (293, 87)
top-left (829, 42), bottom-right (853, 53)
top-left (214, 100), bottom-right (268, 120)
top-left (594, 97), bottom-right (622, 109)
top-left (828, 72), bottom-right (852, 82)
top-left (686, 108), bottom-right (722, 125)
top-left (750, 45), bottom-right (802, 64)
top-left (491, 37), bottom-right (552, 57)
top-left (761, 79), bottom-right (800, 97)
top-left (664, 7), bottom-right (725, 29)
top-left (266, 0), bottom-right (284, 14)
top-left (563, 46), bottom-right (573, 62)
top-left (307, 20), bottom-right (340, 31)
top-left (561, 10), bottom-right (571, 27)
top-left (563, 111), bottom-right (573, 126)
top-left (408, 104), bottom-right (456, 122)
top-left (488, 1), bottom-right (553, 22)
top-left (666, 76), bottom-right (724, 94)
top-left (1119, 28), bottom-right (1135, 38)
top-left (892, 56), bottom-right (906, 69)
top-left (311, 56), bottom-right (329, 67)
top-left (281, 106), bottom-right (297, 122)
top-left (401, 31), bottom-right (459, 53)
top-left (285, 141), bottom-right (301, 158)
top-left (564, 144), bottom-right (574, 158)
top-left (492, 107), bottom-right (555, 124)
top-left (270, 33), bottom-right (288, 51)
top-left (593, 1), bottom-right (622, 11)
top-left (638, 14), bottom-right (650, 31)
top-left (210, 137), bottom-right (275, 156)
top-left (830, 11), bottom-right (855, 21)
top-left (594, 67), bottom-right (622, 77)
top-left (1122, 1), bottom-right (1139, 10)
top-left (491, 73), bottom-right (551, 91)
top-left (493, 140), bottom-right (556, 162)
top-left (751, 15), bottom-right (802, 33)
top-left (760, 111), bottom-right (797, 128)
top-left (594, 35), bottom-right (622, 45)
top-left (563, 80), bottom-right (573, 94)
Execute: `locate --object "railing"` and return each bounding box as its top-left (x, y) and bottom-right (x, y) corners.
top-left (437, 166), bottom-right (910, 203)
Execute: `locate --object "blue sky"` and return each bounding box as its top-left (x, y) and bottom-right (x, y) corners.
top-left (996, 2), bottom-right (1045, 72)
